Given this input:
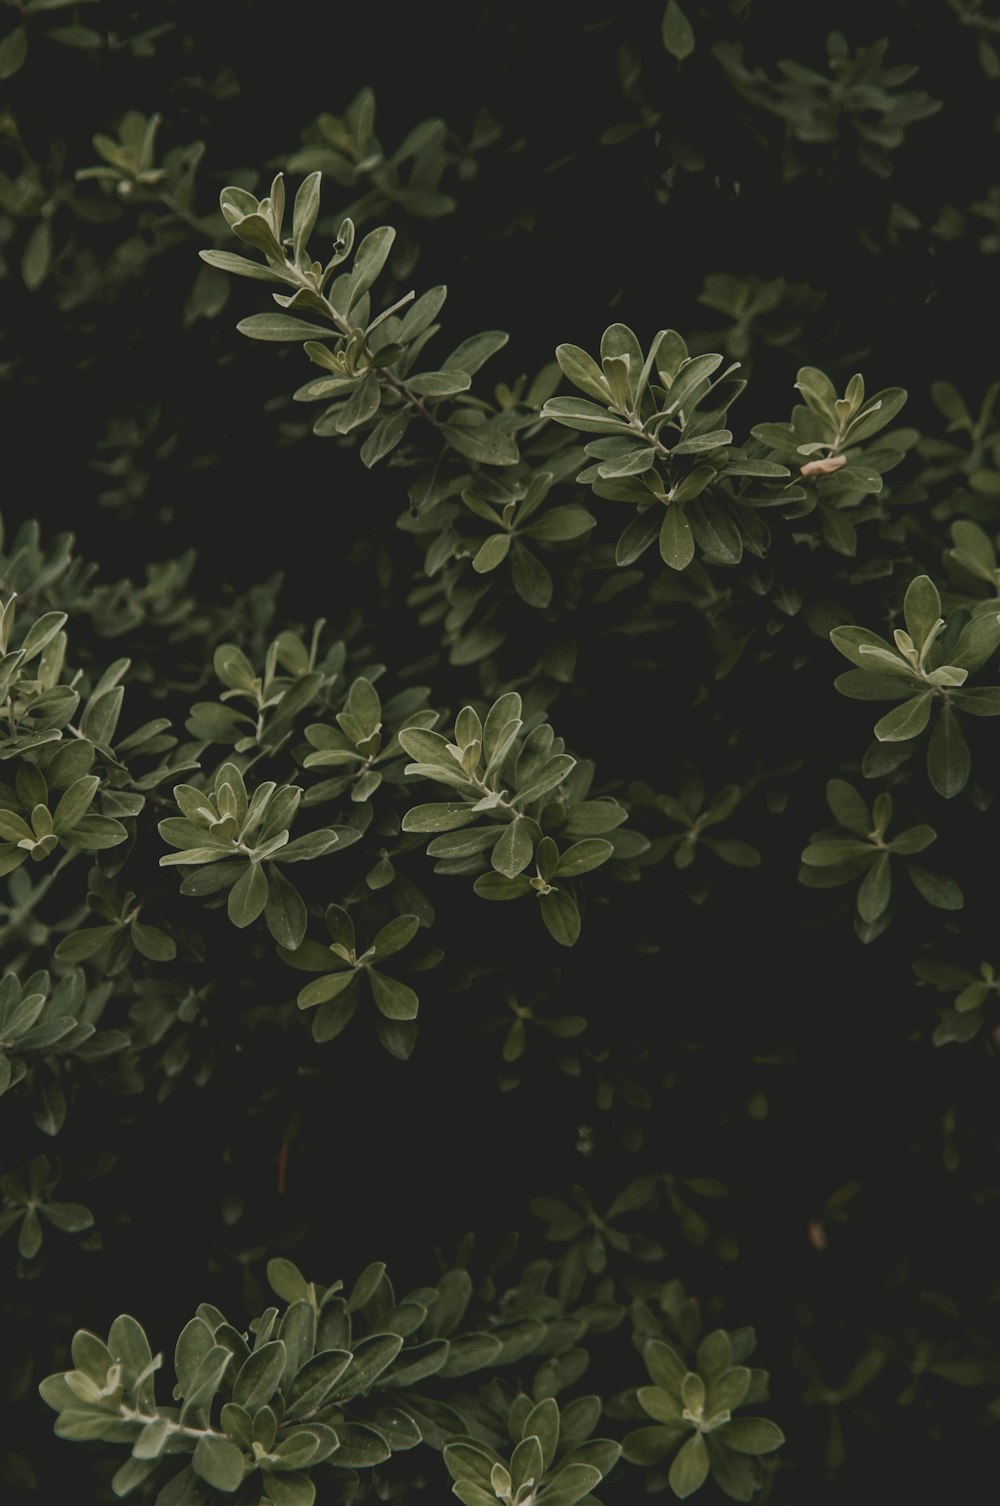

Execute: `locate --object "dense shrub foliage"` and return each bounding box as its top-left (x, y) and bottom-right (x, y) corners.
top-left (2, 1), bottom-right (1000, 1502)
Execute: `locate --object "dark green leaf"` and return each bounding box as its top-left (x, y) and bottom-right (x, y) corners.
top-left (228, 863), bottom-right (269, 929)
top-left (237, 314), bottom-right (335, 341)
top-left (927, 705), bottom-right (970, 798)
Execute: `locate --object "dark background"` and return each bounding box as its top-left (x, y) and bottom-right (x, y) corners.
top-left (2, 1), bottom-right (999, 1502)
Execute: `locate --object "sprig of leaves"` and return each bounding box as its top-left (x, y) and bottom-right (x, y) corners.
top-left (799, 780), bottom-right (962, 942)
top-left (714, 30), bottom-right (941, 178)
top-left (443, 1392), bottom-right (620, 1506)
top-left (1, 1154), bottom-right (94, 1262)
top-left (542, 324), bottom-right (785, 571)
top-left (278, 904), bottom-right (428, 1058)
top-left (621, 1329), bottom-right (783, 1501)
top-left (399, 694), bottom-right (629, 944)
top-left (913, 957), bottom-right (1000, 1046)
top-left (40, 1251), bottom-right (629, 1505)
top-left (830, 573), bottom-right (1000, 796)
top-left (158, 762), bottom-right (340, 948)
top-left (201, 173), bottom-right (519, 470)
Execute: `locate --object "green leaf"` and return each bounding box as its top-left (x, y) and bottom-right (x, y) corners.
top-left (556, 344), bottom-right (612, 403)
top-left (191, 1434), bottom-right (245, 1493)
top-left (722, 1417), bottom-right (785, 1455)
top-left (902, 575), bottom-right (942, 652)
top-left (542, 397), bottom-right (633, 433)
top-left (888, 824), bottom-right (936, 855)
top-left (54, 925), bottom-right (116, 962)
top-left (298, 971), bottom-right (356, 1009)
top-left (406, 370), bottom-right (472, 397)
top-left (444, 1441), bottom-right (496, 1488)
top-left (397, 285), bottom-right (447, 341)
top-left (22, 218), bottom-right (52, 291)
top-left (267, 1258), bottom-right (310, 1304)
top-left (525, 506), bottom-right (595, 543)
top-left (278, 829), bottom-right (340, 863)
top-left (931, 381), bottom-right (970, 428)
top-left (511, 1435), bottom-right (544, 1496)
top-left (874, 693), bottom-right (933, 743)
top-left (668, 1432), bottom-right (709, 1498)
top-left (64, 815), bottom-right (128, 851)
top-left (616, 514), bottom-right (659, 565)
top-left (661, 3), bottom-right (696, 60)
top-left (236, 313), bottom-right (335, 341)
top-left (927, 705), bottom-right (970, 798)
top-left (227, 863), bottom-right (269, 929)
top-left (523, 1398), bottom-right (560, 1471)
top-left (275, 1301), bottom-right (314, 1379)
top-left (259, 1471), bottom-right (315, 1506)
top-left (835, 669), bottom-right (916, 702)
top-left (539, 887), bottom-right (580, 946)
top-left (948, 519), bottom-right (995, 576)
top-left (0, 26), bottom-right (27, 80)
top-left (441, 421), bottom-right (519, 466)
top-left (909, 865), bottom-right (964, 910)
top-left (750, 422), bottom-right (802, 455)
top-left (511, 544), bottom-right (553, 608)
top-left (111, 1458), bottom-right (159, 1495)
top-left (130, 921), bottom-right (177, 962)
top-left (336, 370), bottom-right (382, 433)
top-left (638, 1386), bottom-right (685, 1424)
top-left (337, 1332), bottom-right (402, 1395)
top-left (178, 1346), bottom-right (234, 1428)
top-left (292, 172), bottom-right (322, 264)
top-left (660, 504), bottom-right (695, 570)
top-left (857, 853), bottom-right (891, 922)
top-left (835, 465), bottom-right (883, 495)
top-left (108, 1314), bottom-right (153, 1385)
top-left (370, 914), bottom-right (419, 959)
top-left (622, 1424), bottom-right (684, 1465)
top-left (20, 610), bottom-right (68, 663)
top-left (801, 837), bottom-right (873, 873)
top-left (645, 1339), bottom-right (688, 1394)
top-left (232, 1341), bottom-right (285, 1412)
top-left (844, 387), bottom-right (908, 444)
top-left (555, 839), bottom-right (613, 877)
top-left (707, 1366), bottom-right (752, 1415)
top-left (347, 226), bottom-right (395, 309)
top-left (442, 330), bottom-right (508, 375)
top-left (534, 1463), bottom-right (602, 1506)
top-left (41, 1200), bottom-right (93, 1232)
top-left (473, 534), bottom-right (512, 573)
top-left (284, 1350), bottom-right (353, 1417)
top-left (369, 970), bottom-right (419, 1020)
top-left (950, 611), bottom-right (1000, 671)
top-left (268, 1428), bottom-right (322, 1469)
top-left (80, 687), bottom-right (124, 747)
top-left (199, 249), bottom-right (286, 282)
top-left (264, 866), bottom-right (308, 949)
top-left (403, 803), bottom-right (475, 832)
top-left (951, 687), bottom-right (1000, 716)
top-left (51, 775), bottom-right (99, 835)
top-left (829, 625), bottom-right (902, 671)
top-left (493, 819), bottom-right (535, 878)
top-left (824, 782), bottom-right (870, 839)
top-left (361, 410), bottom-right (411, 467)
top-left (380, 1338), bottom-right (449, 1387)
top-left (474, 872), bottom-right (532, 900)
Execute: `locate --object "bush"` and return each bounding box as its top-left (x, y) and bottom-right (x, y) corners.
top-left (2, 2), bottom-right (999, 1502)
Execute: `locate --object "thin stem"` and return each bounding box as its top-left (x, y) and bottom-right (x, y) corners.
top-left (468, 770), bottom-right (519, 819)
top-left (318, 290), bottom-right (436, 426)
top-left (285, 264), bottom-right (437, 427)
